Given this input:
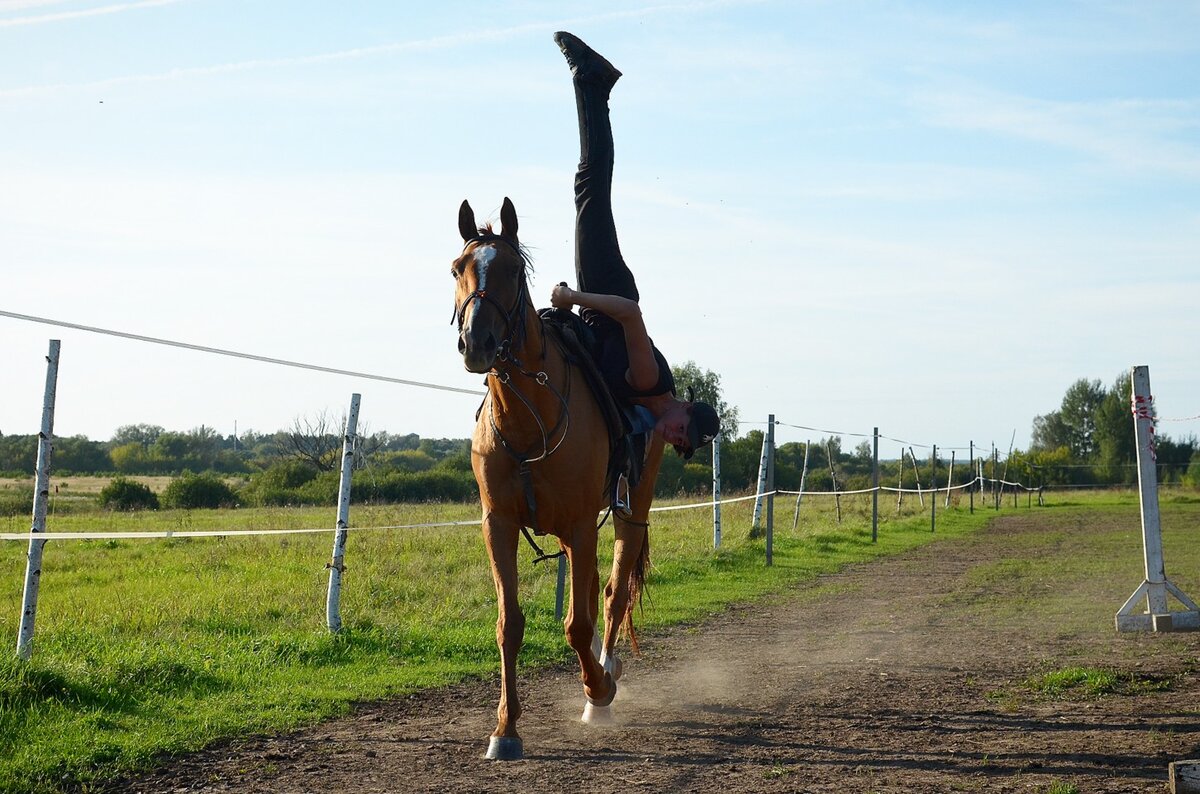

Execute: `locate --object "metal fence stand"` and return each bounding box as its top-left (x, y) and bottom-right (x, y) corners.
top-left (1115, 366), bottom-right (1199, 632)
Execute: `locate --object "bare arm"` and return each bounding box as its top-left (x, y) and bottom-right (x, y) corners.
top-left (551, 284), bottom-right (660, 392)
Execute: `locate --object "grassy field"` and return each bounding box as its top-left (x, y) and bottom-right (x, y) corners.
top-left (0, 487), bottom-right (1192, 792)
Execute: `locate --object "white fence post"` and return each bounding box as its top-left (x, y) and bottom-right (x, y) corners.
top-left (326, 393), bottom-right (361, 634)
top-left (1115, 366), bottom-right (1199, 632)
top-left (871, 428), bottom-right (879, 542)
top-left (712, 434), bottom-right (722, 549)
top-left (765, 415), bottom-right (775, 566)
top-left (17, 340), bottom-right (61, 661)
top-left (751, 422), bottom-right (769, 533)
top-left (791, 440), bottom-right (810, 530)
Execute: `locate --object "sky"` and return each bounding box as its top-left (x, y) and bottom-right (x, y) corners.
top-left (2, 0), bottom-right (1198, 456)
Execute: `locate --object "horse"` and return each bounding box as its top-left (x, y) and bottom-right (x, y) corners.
top-left (451, 197), bottom-right (665, 761)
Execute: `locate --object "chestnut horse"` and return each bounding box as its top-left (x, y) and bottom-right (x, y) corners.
top-left (452, 197), bottom-right (664, 760)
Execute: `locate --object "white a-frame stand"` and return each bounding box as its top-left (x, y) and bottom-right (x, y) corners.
top-left (1115, 365), bottom-right (1200, 632)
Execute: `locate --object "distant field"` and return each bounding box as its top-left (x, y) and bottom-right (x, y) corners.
top-left (0, 474), bottom-right (245, 501)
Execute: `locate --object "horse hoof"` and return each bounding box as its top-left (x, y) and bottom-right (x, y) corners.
top-left (484, 736), bottom-right (524, 761)
top-left (585, 671), bottom-right (617, 707)
top-left (582, 701), bottom-right (614, 725)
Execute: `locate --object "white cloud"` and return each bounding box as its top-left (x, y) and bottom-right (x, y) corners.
top-left (0, 0), bottom-right (186, 27)
top-left (917, 89), bottom-right (1200, 177)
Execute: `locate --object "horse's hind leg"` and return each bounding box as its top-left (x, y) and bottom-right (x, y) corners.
top-left (601, 441), bottom-right (664, 679)
top-left (562, 527), bottom-right (615, 723)
top-left (482, 514), bottom-right (525, 760)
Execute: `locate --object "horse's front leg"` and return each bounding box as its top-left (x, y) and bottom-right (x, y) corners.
top-left (563, 526), bottom-right (615, 724)
top-left (482, 513), bottom-right (525, 760)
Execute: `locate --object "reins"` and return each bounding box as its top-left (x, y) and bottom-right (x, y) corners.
top-left (456, 236), bottom-right (573, 563)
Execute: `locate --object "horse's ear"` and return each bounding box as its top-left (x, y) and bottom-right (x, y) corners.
top-left (499, 197), bottom-right (518, 241)
top-left (458, 200), bottom-right (477, 241)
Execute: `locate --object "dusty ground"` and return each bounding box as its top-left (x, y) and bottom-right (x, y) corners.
top-left (114, 512), bottom-right (1200, 793)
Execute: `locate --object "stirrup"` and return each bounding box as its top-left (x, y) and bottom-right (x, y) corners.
top-left (613, 473), bottom-right (632, 520)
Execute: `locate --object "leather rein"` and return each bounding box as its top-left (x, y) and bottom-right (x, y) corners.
top-left (453, 236), bottom-right (572, 562)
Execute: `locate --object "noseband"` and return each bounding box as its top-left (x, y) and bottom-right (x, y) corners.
top-left (452, 235), bottom-right (529, 359)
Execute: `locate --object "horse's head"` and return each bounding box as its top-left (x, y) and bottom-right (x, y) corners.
top-left (452, 197), bottom-right (530, 373)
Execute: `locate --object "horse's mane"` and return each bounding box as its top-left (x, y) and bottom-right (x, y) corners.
top-left (476, 222), bottom-right (535, 278)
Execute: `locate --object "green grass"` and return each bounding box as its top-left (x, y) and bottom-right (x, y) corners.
top-left (0, 488), bottom-right (1187, 791)
top-left (1021, 666), bottom-right (1172, 699)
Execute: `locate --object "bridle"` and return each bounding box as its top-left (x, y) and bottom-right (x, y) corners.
top-left (453, 235), bottom-right (572, 561)
top-left (452, 234), bottom-right (530, 361)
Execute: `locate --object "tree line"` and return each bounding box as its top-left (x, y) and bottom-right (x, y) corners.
top-left (1026, 372), bottom-right (1199, 487)
top-left (4, 366), bottom-right (1196, 512)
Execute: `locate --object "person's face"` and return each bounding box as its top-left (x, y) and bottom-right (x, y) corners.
top-left (655, 402), bottom-right (691, 449)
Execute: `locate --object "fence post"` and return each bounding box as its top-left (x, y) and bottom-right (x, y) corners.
top-left (930, 444), bottom-right (937, 533)
top-left (969, 441), bottom-right (974, 514)
top-left (765, 414), bottom-right (775, 567)
top-left (871, 428), bottom-right (879, 543)
top-left (909, 447), bottom-right (924, 507)
top-left (751, 423), bottom-right (769, 535)
top-left (555, 555), bottom-right (567, 621)
top-left (17, 340), bottom-right (61, 661)
top-left (944, 450), bottom-right (955, 508)
top-left (791, 440), bottom-right (810, 530)
top-left (828, 439), bottom-right (842, 524)
top-left (326, 393), bottom-right (361, 634)
top-left (712, 434), bottom-right (722, 549)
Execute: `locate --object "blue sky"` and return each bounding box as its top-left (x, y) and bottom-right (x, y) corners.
top-left (2, 0), bottom-right (1198, 455)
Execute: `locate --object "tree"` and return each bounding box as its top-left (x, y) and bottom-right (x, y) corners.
top-left (111, 424), bottom-right (164, 447)
top-left (1093, 374), bottom-right (1136, 482)
top-left (1058, 378), bottom-right (1106, 460)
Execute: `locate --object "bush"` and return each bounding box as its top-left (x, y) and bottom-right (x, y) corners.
top-left (0, 487), bottom-right (33, 517)
top-left (98, 477), bottom-right (159, 511)
top-left (161, 471), bottom-right (237, 509)
top-left (352, 469), bottom-right (478, 503)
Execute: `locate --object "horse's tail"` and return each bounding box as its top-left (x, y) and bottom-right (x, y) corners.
top-left (622, 522), bottom-right (650, 655)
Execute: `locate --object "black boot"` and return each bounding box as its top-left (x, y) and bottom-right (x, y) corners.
top-left (553, 31), bottom-right (621, 91)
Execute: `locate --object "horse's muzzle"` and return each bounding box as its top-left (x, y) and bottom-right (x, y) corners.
top-left (460, 328), bottom-right (498, 373)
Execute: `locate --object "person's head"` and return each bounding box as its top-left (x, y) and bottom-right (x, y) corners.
top-left (655, 397), bottom-right (721, 459)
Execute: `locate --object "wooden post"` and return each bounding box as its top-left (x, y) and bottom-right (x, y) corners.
top-left (944, 450), bottom-right (955, 508)
top-left (871, 428), bottom-right (879, 543)
top-left (791, 440), bottom-right (810, 531)
top-left (930, 444), bottom-right (937, 533)
top-left (969, 441), bottom-right (974, 514)
top-left (827, 439), bottom-right (841, 524)
top-left (326, 393), bottom-right (361, 633)
top-left (17, 340), bottom-right (61, 661)
top-left (751, 424), bottom-right (769, 535)
top-left (1116, 366), bottom-right (1199, 632)
top-left (766, 415), bottom-right (775, 566)
top-left (896, 447), bottom-right (905, 513)
top-left (908, 447), bottom-right (924, 508)
top-left (712, 434), bottom-right (722, 549)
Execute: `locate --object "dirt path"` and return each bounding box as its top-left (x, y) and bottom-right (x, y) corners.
top-left (116, 512), bottom-right (1200, 793)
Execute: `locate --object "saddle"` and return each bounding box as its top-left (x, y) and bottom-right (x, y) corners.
top-left (539, 308), bottom-right (649, 501)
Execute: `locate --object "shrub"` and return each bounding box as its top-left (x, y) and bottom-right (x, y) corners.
top-left (98, 477), bottom-right (159, 511)
top-left (161, 471), bottom-right (237, 509)
top-left (238, 462), bottom-right (324, 507)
